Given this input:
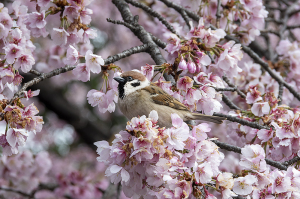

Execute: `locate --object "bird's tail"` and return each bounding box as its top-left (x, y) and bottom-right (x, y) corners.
top-left (191, 113), bottom-right (225, 124)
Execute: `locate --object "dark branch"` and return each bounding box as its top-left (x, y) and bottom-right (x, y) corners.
top-left (0, 187), bottom-right (35, 199)
top-left (124, 0), bottom-right (179, 36)
top-left (221, 93), bottom-right (243, 111)
top-left (112, 0), bottom-right (174, 83)
top-left (222, 76), bottom-right (246, 98)
top-left (213, 113), bottom-right (270, 130)
top-left (105, 44), bottom-right (150, 64)
top-left (283, 155), bottom-right (300, 167)
top-left (212, 140), bottom-right (288, 170)
top-left (180, 10), bottom-right (191, 30)
top-left (106, 18), bottom-right (137, 30)
top-left (216, 0), bottom-right (221, 28)
top-left (278, 82), bottom-right (284, 105)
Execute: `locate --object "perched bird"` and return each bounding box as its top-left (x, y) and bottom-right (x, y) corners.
top-left (113, 71), bottom-right (225, 128)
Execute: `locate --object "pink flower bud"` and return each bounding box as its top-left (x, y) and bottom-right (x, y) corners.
top-left (178, 58), bottom-right (187, 70)
top-left (187, 60), bottom-right (196, 73)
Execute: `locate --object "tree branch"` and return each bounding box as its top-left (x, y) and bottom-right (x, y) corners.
top-left (0, 186), bottom-right (35, 199)
top-left (221, 93), bottom-right (243, 111)
top-left (212, 140), bottom-right (288, 170)
top-left (124, 0), bottom-right (179, 36)
top-left (112, 0), bottom-right (174, 83)
top-left (222, 76), bottom-right (246, 98)
top-left (105, 44), bottom-right (150, 64)
top-left (213, 113), bottom-right (270, 130)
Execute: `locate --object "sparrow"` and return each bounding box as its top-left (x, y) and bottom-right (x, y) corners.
top-left (113, 71), bottom-right (225, 128)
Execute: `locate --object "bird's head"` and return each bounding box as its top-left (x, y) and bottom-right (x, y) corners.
top-left (113, 71), bottom-right (150, 99)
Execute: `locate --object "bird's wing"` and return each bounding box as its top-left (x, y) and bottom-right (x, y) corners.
top-left (142, 83), bottom-right (189, 111)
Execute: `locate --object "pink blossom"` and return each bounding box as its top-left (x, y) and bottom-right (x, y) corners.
top-left (165, 33), bottom-right (181, 54)
top-left (87, 89), bottom-right (117, 113)
top-left (23, 89), bottom-right (40, 100)
top-left (51, 28), bottom-right (70, 45)
top-left (233, 175), bottom-right (257, 195)
top-left (0, 12), bottom-right (13, 29)
top-left (6, 128), bottom-right (28, 147)
top-left (251, 102), bottom-right (270, 116)
top-left (64, 45), bottom-right (79, 65)
top-left (178, 58), bottom-right (187, 70)
top-left (193, 162), bottom-right (213, 184)
top-left (85, 50), bottom-right (104, 73)
top-left (271, 170), bottom-right (291, 193)
top-left (63, 6), bottom-right (79, 22)
top-left (246, 86), bottom-right (262, 104)
top-left (95, 141), bottom-right (111, 163)
top-left (4, 44), bottom-right (22, 64)
top-left (141, 64), bottom-right (154, 81)
top-left (192, 123), bottom-right (210, 141)
top-left (197, 98), bottom-right (222, 115)
top-left (37, 0), bottom-right (51, 7)
top-left (105, 165), bottom-right (130, 184)
top-left (257, 129), bottom-right (274, 142)
top-left (12, 1), bottom-right (28, 17)
top-left (73, 63), bottom-right (90, 82)
top-left (177, 76), bottom-right (193, 91)
top-left (187, 60), bottom-right (196, 73)
top-left (166, 114), bottom-right (189, 150)
top-left (83, 28), bottom-right (97, 43)
top-left (185, 88), bottom-right (201, 106)
top-left (203, 28), bottom-right (226, 48)
top-left (276, 39), bottom-right (294, 56)
top-left (188, 18), bottom-right (206, 39)
top-left (217, 172), bottom-right (234, 189)
top-left (0, 23), bottom-right (9, 39)
top-left (194, 51), bottom-right (211, 67)
top-left (14, 53), bottom-right (35, 72)
top-left (27, 11), bottom-right (46, 29)
top-left (80, 8), bottom-right (93, 24)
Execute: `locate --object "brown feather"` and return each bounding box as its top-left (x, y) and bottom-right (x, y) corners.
top-left (142, 84), bottom-right (188, 111)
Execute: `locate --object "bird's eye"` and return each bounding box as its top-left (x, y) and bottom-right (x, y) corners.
top-left (127, 76), bottom-right (133, 81)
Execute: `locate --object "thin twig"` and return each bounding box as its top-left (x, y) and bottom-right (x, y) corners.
top-left (279, 4), bottom-right (298, 39)
top-left (106, 18), bottom-right (137, 30)
top-left (222, 76), bottom-right (246, 98)
top-left (265, 18), bottom-right (283, 24)
top-left (278, 82), bottom-right (284, 105)
top-left (117, 182), bottom-right (122, 199)
top-left (216, 0), bottom-right (221, 28)
top-left (124, 0), bottom-right (179, 36)
top-left (0, 187), bottom-right (35, 199)
top-left (213, 112), bottom-right (270, 130)
top-left (287, 25), bottom-right (300, 29)
top-left (180, 10), bottom-right (191, 30)
top-left (29, 69), bottom-right (42, 76)
top-left (283, 155), bottom-right (300, 167)
top-left (149, 33), bottom-right (167, 48)
top-left (261, 29), bottom-right (280, 36)
top-left (221, 93), bottom-right (243, 111)
top-left (105, 44), bottom-right (150, 64)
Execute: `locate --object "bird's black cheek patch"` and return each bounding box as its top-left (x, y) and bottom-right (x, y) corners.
top-left (131, 82), bottom-right (140, 87)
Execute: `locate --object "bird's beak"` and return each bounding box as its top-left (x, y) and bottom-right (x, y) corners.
top-left (113, 76), bottom-right (125, 83)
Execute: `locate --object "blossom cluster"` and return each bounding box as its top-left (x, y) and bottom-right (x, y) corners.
top-left (0, 103), bottom-right (43, 156)
top-left (96, 111), bottom-right (230, 198)
top-left (0, 0), bottom-right (107, 156)
top-left (0, 150), bottom-right (52, 198)
top-left (234, 144), bottom-right (300, 198)
top-left (166, 18), bottom-right (243, 78)
top-left (180, 0), bottom-right (268, 45)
